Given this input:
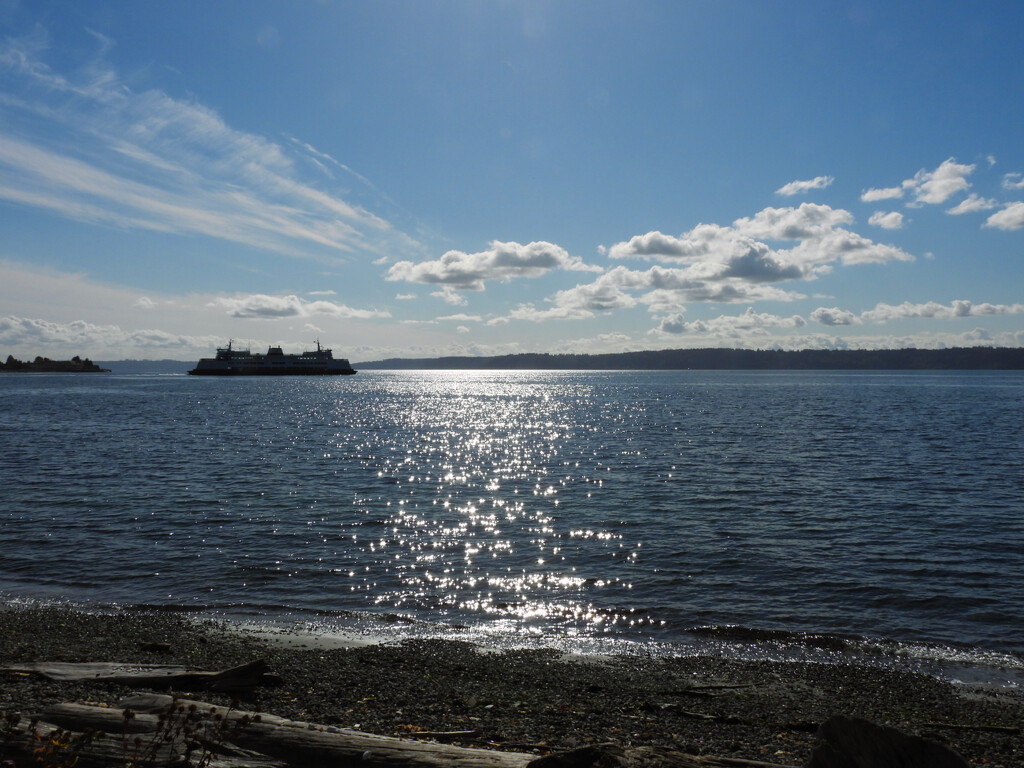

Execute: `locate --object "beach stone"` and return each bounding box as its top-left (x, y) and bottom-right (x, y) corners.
top-left (807, 715), bottom-right (969, 768)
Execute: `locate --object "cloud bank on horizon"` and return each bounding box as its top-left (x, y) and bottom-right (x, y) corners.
top-left (1, 2), bottom-right (1023, 361)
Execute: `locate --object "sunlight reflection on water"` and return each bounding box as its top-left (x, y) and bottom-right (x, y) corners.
top-left (329, 371), bottom-right (643, 632)
top-left (2, 370), bottom-right (1023, 674)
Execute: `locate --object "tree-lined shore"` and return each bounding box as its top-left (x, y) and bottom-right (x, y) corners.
top-left (356, 347), bottom-right (1024, 371)
top-left (1, 355), bottom-right (109, 373)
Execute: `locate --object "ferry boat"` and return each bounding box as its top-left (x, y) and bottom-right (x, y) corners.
top-left (188, 340), bottom-right (357, 376)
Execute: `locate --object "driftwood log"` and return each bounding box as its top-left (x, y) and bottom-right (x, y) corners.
top-left (1, 693), bottom-right (797, 768)
top-left (2, 662), bottom-right (972, 768)
top-left (0, 712), bottom-right (286, 768)
top-left (1, 659), bottom-right (280, 692)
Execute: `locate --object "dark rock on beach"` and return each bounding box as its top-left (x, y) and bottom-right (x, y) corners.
top-left (0, 607), bottom-right (1021, 767)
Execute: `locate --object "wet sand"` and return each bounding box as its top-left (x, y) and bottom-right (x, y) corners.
top-left (1, 607), bottom-right (1021, 766)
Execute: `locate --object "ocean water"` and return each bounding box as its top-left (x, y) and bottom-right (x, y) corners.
top-left (1, 370), bottom-right (1022, 684)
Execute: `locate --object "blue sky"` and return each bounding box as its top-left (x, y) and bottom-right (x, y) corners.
top-left (1, 0), bottom-right (1023, 361)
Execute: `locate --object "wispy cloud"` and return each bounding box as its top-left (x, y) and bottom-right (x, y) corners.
top-left (0, 33), bottom-right (410, 261)
top-left (1002, 172), bottom-right (1024, 190)
top-left (775, 175), bottom-right (834, 196)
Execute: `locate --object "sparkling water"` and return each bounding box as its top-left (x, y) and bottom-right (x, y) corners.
top-left (2, 370), bottom-right (1022, 682)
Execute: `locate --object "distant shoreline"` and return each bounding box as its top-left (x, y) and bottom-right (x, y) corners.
top-left (5, 347), bottom-right (1022, 375)
top-left (357, 346), bottom-right (1024, 371)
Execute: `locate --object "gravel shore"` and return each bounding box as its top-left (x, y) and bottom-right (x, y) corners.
top-left (1, 606), bottom-right (1021, 766)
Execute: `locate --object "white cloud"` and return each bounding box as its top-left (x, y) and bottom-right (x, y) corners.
top-left (212, 293), bottom-right (390, 320)
top-left (395, 293), bottom-right (417, 300)
top-left (544, 204), bottom-right (914, 325)
top-left (861, 300), bottom-right (1024, 323)
top-left (734, 203), bottom-right (853, 240)
top-left (551, 270), bottom-right (640, 312)
top-left (811, 307), bottom-right (862, 326)
top-left (861, 158), bottom-right (976, 208)
top-left (775, 175), bottom-right (834, 196)
top-left (606, 227), bottom-right (720, 262)
top-left (0, 308), bottom-right (386, 360)
top-left (947, 194), bottom-right (998, 215)
top-left (640, 283), bottom-right (803, 313)
top-left (0, 315), bottom-right (212, 355)
top-left (985, 202), bottom-right (1024, 230)
top-left (545, 264), bottom-right (803, 322)
top-left (431, 286), bottom-right (469, 306)
top-left (387, 240), bottom-right (600, 291)
top-left (868, 211), bottom-right (904, 229)
top-left (609, 204), bottom-right (910, 277)
top-left (1002, 172), bottom-right (1024, 190)
top-left (505, 303), bottom-right (596, 322)
top-left (655, 307), bottom-right (807, 336)
top-left (903, 157), bottom-right (975, 205)
top-left (860, 186), bottom-right (903, 202)
top-left (783, 228), bottom-right (912, 266)
top-left (655, 313), bottom-right (688, 335)
top-left (437, 313), bottom-right (482, 322)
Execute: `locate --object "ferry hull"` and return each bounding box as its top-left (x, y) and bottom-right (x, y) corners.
top-left (188, 366), bottom-right (357, 375)
top-left (187, 340), bottom-right (357, 376)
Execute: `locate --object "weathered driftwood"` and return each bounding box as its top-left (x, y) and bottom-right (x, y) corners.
top-left (21, 695), bottom-right (797, 768)
top-left (1, 658), bottom-right (279, 692)
top-left (0, 713), bottom-right (286, 768)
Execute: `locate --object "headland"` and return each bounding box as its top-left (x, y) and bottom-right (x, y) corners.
top-left (1, 354), bottom-right (109, 373)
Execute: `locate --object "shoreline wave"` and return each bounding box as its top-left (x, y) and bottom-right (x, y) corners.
top-left (4, 593), bottom-right (1020, 690)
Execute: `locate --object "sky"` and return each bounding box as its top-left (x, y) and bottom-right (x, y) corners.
top-left (1, 0), bottom-right (1023, 362)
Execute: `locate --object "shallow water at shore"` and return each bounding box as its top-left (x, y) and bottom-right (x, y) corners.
top-left (2, 370), bottom-right (1022, 686)
top-left (3, 604), bottom-right (1021, 767)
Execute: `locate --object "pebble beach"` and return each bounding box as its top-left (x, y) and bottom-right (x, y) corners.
top-left (1, 606), bottom-right (1021, 767)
